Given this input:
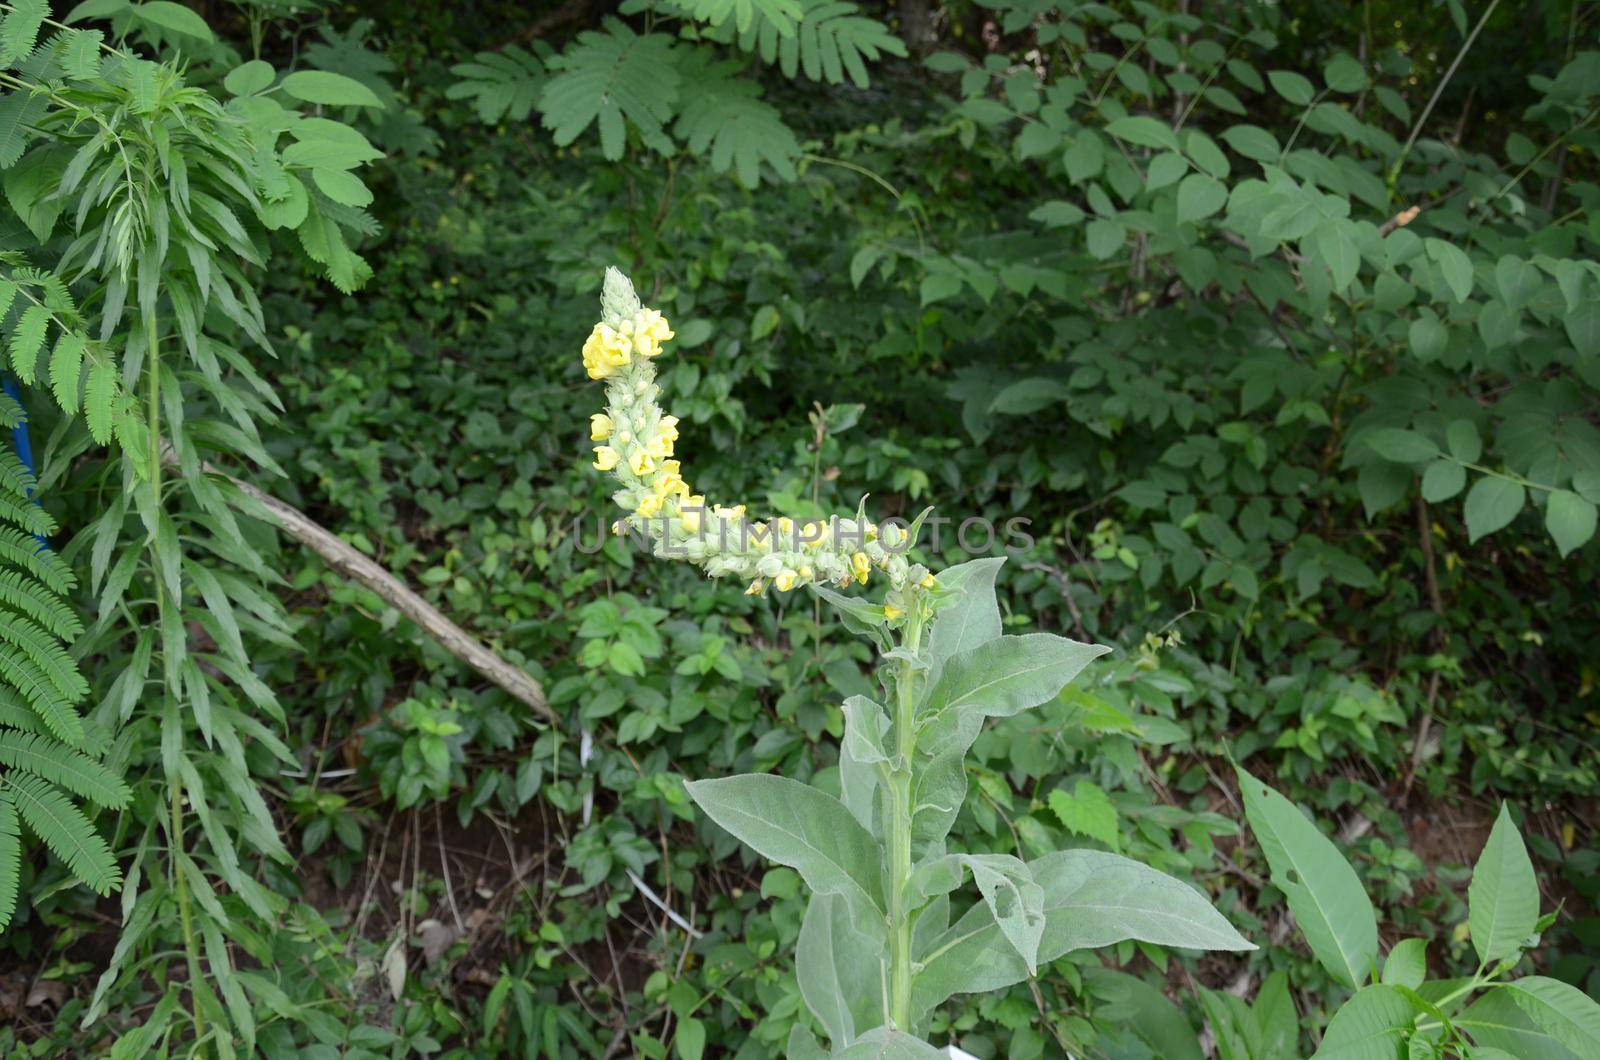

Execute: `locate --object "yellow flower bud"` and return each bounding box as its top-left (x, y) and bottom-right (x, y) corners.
top-left (680, 494), bottom-right (706, 532)
top-left (745, 578), bottom-right (766, 596)
top-left (920, 573), bottom-right (937, 589)
top-left (592, 446), bottom-right (620, 471)
top-left (774, 569), bottom-right (798, 592)
top-left (883, 604), bottom-right (904, 621)
top-left (636, 493), bottom-right (663, 518)
top-left (590, 413), bottom-right (613, 441)
top-left (851, 552), bottom-right (871, 584)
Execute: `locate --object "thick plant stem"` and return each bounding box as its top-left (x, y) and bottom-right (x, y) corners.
top-left (887, 614), bottom-right (925, 1031)
top-left (145, 312), bottom-right (206, 1051)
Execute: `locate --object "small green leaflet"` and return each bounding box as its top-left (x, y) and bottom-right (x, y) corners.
top-left (1467, 803), bottom-right (1539, 965)
top-left (1048, 779), bottom-right (1120, 852)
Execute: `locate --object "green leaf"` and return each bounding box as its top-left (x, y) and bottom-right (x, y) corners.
top-left (0, 796), bottom-right (18, 931)
top-left (1310, 985), bottom-right (1418, 1059)
top-left (913, 848), bottom-right (1252, 1017)
top-left (8, 304), bottom-right (49, 384)
top-left (1468, 803), bottom-right (1539, 965)
top-left (133, 1), bottom-right (214, 42)
top-left (1267, 70), bottom-right (1315, 105)
top-left (1499, 978), bottom-right (1600, 1060)
top-left (447, 47), bottom-right (545, 122)
top-left (6, 773), bottom-right (120, 896)
top-left (1086, 218), bottom-right (1126, 260)
top-left (925, 556), bottom-right (1005, 673)
top-left (539, 20), bottom-right (678, 159)
top-left (1460, 983), bottom-right (1585, 1059)
top-left (1314, 221), bottom-right (1361, 292)
top-left (1408, 310), bottom-right (1448, 362)
top-left (1381, 938), bottom-right (1427, 989)
top-left (0, 0), bottom-right (47, 64)
top-left (1426, 238), bottom-right (1475, 302)
top-left (1084, 968), bottom-right (1204, 1060)
top-left (1220, 124), bottom-right (1280, 162)
top-left (672, 56), bottom-right (798, 187)
top-left (1546, 490), bottom-right (1597, 557)
top-left (1324, 54), bottom-right (1366, 92)
top-left (1106, 115), bottom-right (1179, 151)
top-left (1366, 428), bottom-right (1437, 463)
top-left (311, 167), bottom-right (373, 208)
top-left (674, 1016), bottom-right (705, 1060)
top-left (1048, 780), bottom-right (1120, 851)
top-left (84, 358), bottom-right (118, 445)
top-left (1464, 477), bottom-right (1525, 543)
top-left (1421, 460), bottom-right (1466, 502)
top-left (1446, 419), bottom-right (1482, 462)
top-left (224, 60), bottom-right (276, 96)
top-left (278, 70), bottom-right (385, 108)
top-left (796, 891), bottom-right (885, 1047)
top-left (1176, 173), bottom-right (1227, 224)
top-left (919, 633), bottom-right (1110, 751)
top-left (1029, 200), bottom-right (1085, 227)
top-left (0, 732), bottom-right (128, 808)
top-left (1237, 766), bottom-right (1377, 989)
top-left (685, 774), bottom-right (883, 911)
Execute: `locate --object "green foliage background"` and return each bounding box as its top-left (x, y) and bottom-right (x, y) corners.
top-left (0, 0), bottom-right (1596, 1056)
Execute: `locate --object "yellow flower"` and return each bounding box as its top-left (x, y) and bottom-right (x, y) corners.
top-left (636, 493), bottom-right (663, 518)
top-left (745, 578), bottom-right (766, 596)
top-left (635, 308), bottom-right (674, 357)
top-left (653, 471), bottom-right (688, 498)
top-left (774, 569), bottom-right (799, 592)
top-left (680, 494), bottom-right (706, 532)
top-left (798, 564), bottom-right (813, 581)
top-left (883, 604), bottom-right (904, 621)
top-left (629, 449), bottom-right (655, 477)
top-left (581, 324), bottom-right (632, 379)
top-left (646, 432), bottom-right (674, 461)
top-left (920, 573), bottom-right (937, 589)
top-left (590, 413), bottom-right (613, 441)
top-left (657, 415), bottom-right (680, 442)
top-left (850, 552), bottom-right (871, 584)
top-left (592, 446), bottom-right (620, 471)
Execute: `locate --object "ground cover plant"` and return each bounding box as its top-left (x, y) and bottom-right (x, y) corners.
top-left (0, 0), bottom-right (1596, 1057)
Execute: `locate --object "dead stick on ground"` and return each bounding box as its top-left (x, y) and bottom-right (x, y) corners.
top-left (169, 451), bottom-right (553, 723)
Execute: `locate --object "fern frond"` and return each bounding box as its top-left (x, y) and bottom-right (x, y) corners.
top-left (0, 644), bottom-right (83, 745)
top-left (84, 357), bottom-right (116, 444)
top-left (7, 302), bottom-right (49, 383)
top-left (0, 90), bottom-right (47, 170)
top-left (447, 45), bottom-right (549, 123)
top-left (0, 570), bottom-right (81, 640)
top-left (49, 332), bottom-right (83, 414)
top-left (0, 0), bottom-right (47, 67)
top-left (0, 795), bottom-right (18, 931)
top-left (0, 449), bottom-right (35, 499)
top-left (539, 19), bottom-right (680, 160)
top-left (0, 732), bottom-right (128, 809)
top-left (701, 0), bottom-right (907, 88)
top-left (5, 773), bottom-right (120, 896)
top-left (672, 53), bottom-right (800, 187)
top-left (58, 29), bottom-right (103, 82)
top-left (0, 526), bottom-right (75, 595)
top-left (0, 489), bottom-right (52, 537)
top-left (0, 612), bottom-right (81, 703)
top-left (675, 0), bottom-right (804, 35)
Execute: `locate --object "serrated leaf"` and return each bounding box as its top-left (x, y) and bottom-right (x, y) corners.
top-left (1048, 780), bottom-right (1120, 851)
top-left (671, 55), bottom-right (798, 186)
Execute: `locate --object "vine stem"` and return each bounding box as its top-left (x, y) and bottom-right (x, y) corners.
top-left (887, 612), bottom-right (926, 1031)
top-left (144, 308), bottom-right (205, 1052)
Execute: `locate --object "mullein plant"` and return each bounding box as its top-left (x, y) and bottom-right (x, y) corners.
top-left (582, 269), bottom-right (1254, 1057)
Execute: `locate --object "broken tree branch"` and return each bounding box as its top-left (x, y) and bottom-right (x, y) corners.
top-left (169, 450), bottom-right (553, 723)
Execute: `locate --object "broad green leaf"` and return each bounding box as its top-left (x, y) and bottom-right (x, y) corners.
top-left (796, 891), bottom-right (886, 1047)
top-left (1408, 310), bottom-right (1448, 361)
top-left (1177, 173), bottom-right (1227, 224)
top-left (1267, 70), bottom-right (1315, 105)
top-left (918, 633), bottom-right (1109, 756)
top-left (925, 556), bottom-right (1005, 673)
top-left (224, 60), bottom-right (276, 96)
top-left (1499, 978), bottom-right (1600, 1060)
top-left (1238, 766), bottom-right (1376, 989)
top-left (1106, 115), bottom-right (1179, 151)
top-left (1468, 803), bottom-right (1539, 966)
top-left (962, 853), bottom-right (1045, 972)
top-left (1086, 218), bottom-right (1126, 260)
top-left (1382, 938), bottom-right (1427, 989)
top-left (685, 774), bottom-right (883, 911)
top-left (1084, 968), bottom-right (1204, 1060)
top-left (1366, 428), bottom-right (1437, 463)
top-left (1048, 779), bottom-right (1119, 851)
top-left (1324, 54), bottom-right (1366, 92)
top-left (1255, 970), bottom-right (1300, 1058)
top-left (1546, 490), bottom-right (1597, 557)
top-left (1198, 988), bottom-right (1256, 1060)
top-left (838, 695), bottom-right (888, 831)
top-left (278, 70), bottom-right (385, 108)
top-left (1147, 151), bottom-right (1189, 190)
top-left (912, 849), bottom-right (1252, 1016)
top-left (1311, 985), bottom-right (1418, 1059)
top-left (1220, 124), bottom-right (1280, 162)
top-left (1446, 419), bottom-right (1482, 462)
top-left (835, 1029), bottom-right (947, 1058)
top-left (1314, 221), bottom-right (1361, 292)
top-left (1426, 238), bottom-right (1475, 302)
top-left (1421, 460), bottom-right (1466, 502)
top-left (1460, 986), bottom-right (1583, 1060)
top-left (674, 1016), bottom-right (705, 1060)
top-left (134, 1), bottom-right (215, 42)
top-left (1464, 478), bottom-right (1525, 543)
